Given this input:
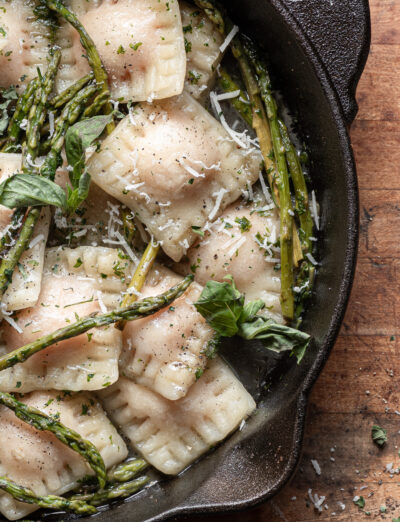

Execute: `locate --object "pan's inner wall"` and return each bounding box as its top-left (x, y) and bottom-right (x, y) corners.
top-left (31, 2), bottom-right (357, 521)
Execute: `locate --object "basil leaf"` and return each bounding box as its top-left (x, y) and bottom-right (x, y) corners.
top-left (0, 174), bottom-right (67, 210)
top-left (194, 276), bottom-right (311, 363)
top-left (65, 114), bottom-right (113, 177)
top-left (238, 317), bottom-right (311, 363)
top-left (194, 279), bottom-right (244, 336)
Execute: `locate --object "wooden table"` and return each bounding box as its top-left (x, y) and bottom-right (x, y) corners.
top-left (205, 0), bottom-right (400, 520)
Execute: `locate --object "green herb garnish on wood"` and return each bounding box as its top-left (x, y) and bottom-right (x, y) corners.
top-left (371, 424), bottom-right (387, 448)
top-left (194, 277), bottom-right (310, 363)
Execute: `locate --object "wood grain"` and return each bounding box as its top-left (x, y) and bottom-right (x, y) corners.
top-left (201, 1), bottom-right (400, 520)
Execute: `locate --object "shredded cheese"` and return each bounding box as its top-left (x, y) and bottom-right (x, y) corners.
top-left (28, 234), bottom-right (44, 249)
top-left (219, 25), bottom-right (239, 53)
top-left (208, 188), bottom-right (228, 221)
top-left (215, 90), bottom-right (241, 101)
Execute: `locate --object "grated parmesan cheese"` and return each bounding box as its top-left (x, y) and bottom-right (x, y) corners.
top-left (96, 291), bottom-right (108, 313)
top-left (28, 234), bottom-right (44, 249)
top-left (311, 190), bottom-right (320, 230)
top-left (215, 90), bottom-right (241, 101)
top-left (311, 459), bottom-right (321, 475)
top-left (208, 188), bottom-right (228, 221)
top-left (219, 25), bottom-right (239, 53)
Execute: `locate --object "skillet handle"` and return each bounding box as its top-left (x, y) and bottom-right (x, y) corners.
top-left (282, 0), bottom-right (371, 125)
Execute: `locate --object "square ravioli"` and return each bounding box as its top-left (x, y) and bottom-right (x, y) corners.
top-left (175, 197), bottom-right (284, 323)
top-left (0, 153), bottom-right (50, 312)
top-left (0, 246), bottom-right (134, 392)
top-left (0, 0), bottom-right (50, 91)
top-left (56, 0), bottom-right (186, 101)
top-left (53, 168), bottom-right (127, 248)
top-left (120, 265), bottom-right (214, 400)
top-left (0, 390), bottom-right (127, 520)
top-left (87, 92), bottom-right (262, 261)
top-left (98, 358), bottom-right (256, 475)
top-left (180, 2), bottom-right (224, 99)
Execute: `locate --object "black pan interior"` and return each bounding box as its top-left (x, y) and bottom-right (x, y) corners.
top-left (18, 1), bottom-right (359, 521)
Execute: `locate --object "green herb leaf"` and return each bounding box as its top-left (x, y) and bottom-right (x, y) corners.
top-left (65, 114), bottom-right (112, 213)
top-left (194, 278), bottom-right (244, 337)
top-left (371, 424), bottom-right (387, 448)
top-left (353, 496), bottom-right (365, 509)
top-left (235, 216), bottom-right (252, 232)
top-left (194, 277), bottom-right (311, 362)
top-left (0, 174), bottom-right (67, 210)
top-left (191, 225), bottom-right (205, 237)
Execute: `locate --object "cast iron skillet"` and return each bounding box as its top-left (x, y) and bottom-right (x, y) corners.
top-left (29, 1), bottom-right (370, 521)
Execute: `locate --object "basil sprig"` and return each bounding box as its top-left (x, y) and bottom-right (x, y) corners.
top-left (0, 114), bottom-right (112, 213)
top-left (194, 277), bottom-right (311, 363)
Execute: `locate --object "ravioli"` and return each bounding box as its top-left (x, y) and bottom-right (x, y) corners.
top-left (0, 390), bottom-right (127, 520)
top-left (120, 265), bottom-right (213, 400)
top-left (181, 2), bottom-right (224, 100)
top-left (56, 0), bottom-right (186, 101)
top-left (53, 168), bottom-right (127, 248)
top-left (0, 0), bottom-right (51, 91)
top-left (0, 246), bottom-right (134, 392)
top-left (98, 358), bottom-right (256, 475)
top-left (176, 197), bottom-right (283, 323)
top-left (87, 92), bottom-right (262, 261)
top-left (0, 154), bottom-right (50, 312)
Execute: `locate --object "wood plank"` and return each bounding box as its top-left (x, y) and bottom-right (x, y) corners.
top-left (370, 0), bottom-right (400, 44)
top-left (356, 45), bottom-right (400, 121)
top-left (350, 121), bottom-right (400, 190)
top-left (358, 190), bottom-right (400, 258)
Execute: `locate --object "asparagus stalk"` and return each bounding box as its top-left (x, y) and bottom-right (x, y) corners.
top-left (241, 37), bottom-right (295, 320)
top-left (230, 40), bottom-right (279, 204)
top-left (0, 275), bottom-right (193, 372)
top-left (49, 71), bottom-right (95, 109)
top-left (278, 119), bottom-right (313, 255)
top-left (0, 208), bottom-right (41, 298)
top-left (2, 78), bottom-right (39, 153)
top-left (70, 476), bottom-right (150, 506)
top-left (23, 49), bottom-right (61, 170)
top-left (82, 90), bottom-right (110, 119)
top-left (0, 477), bottom-right (96, 515)
top-left (108, 458), bottom-right (148, 483)
top-left (218, 67), bottom-right (253, 127)
top-left (40, 82), bottom-right (99, 180)
top-left (45, 0), bottom-right (114, 134)
top-left (0, 392), bottom-right (106, 488)
top-left (194, 0), bottom-right (226, 34)
top-left (79, 457), bottom-right (148, 488)
top-left (120, 207), bottom-right (137, 247)
top-left (116, 241), bottom-right (160, 330)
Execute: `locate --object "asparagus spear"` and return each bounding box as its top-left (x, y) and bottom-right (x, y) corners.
top-left (0, 477), bottom-right (96, 515)
top-left (218, 67), bottom-right (253, 127)
top-left (70, 476), bottom-right (150, 506)
top-left (44, 0), bottom-right (114, 133)
top-left (82, 90), bottom-right (111, 119)
top-left (40, 82), bottom-right (99, 180)
top-left (240, 37), bottom-right (295, 320)
top-left (0, 392), bottom-right (106, 488)
top-left (79, 457), bottom-right (148, 488)
top-left (116, 241), bottom-right (160, 330)
top-left (194, 0), bottom-right (226, 34)
top-left (23, 49), bottom-right (61, 170)
top-left (49, 71), bottom-right (95, 109)
top-left (0, 275), bottom-right (193, 372)
top-left (2, 78), bottom-right (39, 153)
top-left (108, 458), bottom-right (148, 483)
top-left (0, 208), bottom-right (41, 298)
top-left (278, 119), bottom-right (313, 255)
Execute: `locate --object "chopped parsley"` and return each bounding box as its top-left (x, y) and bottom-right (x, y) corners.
top-left (353, 496), bottom-right (365, 509)
top-left (191, 225), bottom-right (205, 237)
top-left (188, 70), bottom-right (202, 85)
top-left (15, 381), bottom-right (22, 389)
top-left (74, 257), bottom-right (83, 268)
top-left (184, 38), bottom-right (192, 53)
top-left (235, 216), bottom-right (252, 232)
top-left (87, 373), bottom-right (95, 382)
top-left (195, 368), bottom-right (204, 380)
top-left (117, 45), bottom-right (125, 54)
top-left (129, 42), bottom-right (142, 51)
